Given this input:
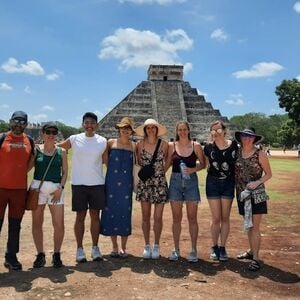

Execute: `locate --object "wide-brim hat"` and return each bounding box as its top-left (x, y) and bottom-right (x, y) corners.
top-left (115, 117), bottom-right (135, 133)
top-left (235, 127), bottom-right (264, 144)
top-left (135, 118), bottom-right (167, 137)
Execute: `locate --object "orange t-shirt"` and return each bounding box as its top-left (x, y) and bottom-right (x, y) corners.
top-left (0, 132), bottom-right (32, 189)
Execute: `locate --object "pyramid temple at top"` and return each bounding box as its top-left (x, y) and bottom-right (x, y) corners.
top-left (98, 65), bottom-right (232, 141)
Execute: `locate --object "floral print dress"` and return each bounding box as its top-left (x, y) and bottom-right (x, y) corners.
top-left (136, 148), bottom-right (168, 204)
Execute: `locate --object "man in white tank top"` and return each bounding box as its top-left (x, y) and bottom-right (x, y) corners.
top-left (58, 112), bottom-right (107, 263)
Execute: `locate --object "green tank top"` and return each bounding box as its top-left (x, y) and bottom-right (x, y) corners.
top-left (33, 147), bottom-right (62, 183)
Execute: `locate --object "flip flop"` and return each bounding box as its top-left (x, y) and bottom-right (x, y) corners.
top-left (110, 250), bottom-right (120, 258)
top-left (248, 259), bottom-right (261, 271)
top-left (237, 251), bottom-right (253, 260)
top-left (119, 250), bottom-right (128, 258)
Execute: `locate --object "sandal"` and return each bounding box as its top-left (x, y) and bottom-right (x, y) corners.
top-left (110, 250), bottom-right (120, 258)
top-left (248, 260), bottom-right (261, 271)
top-left (119, 250), bottom-right (128, 258)
top-left (237, 251), bottom-right (253, 260)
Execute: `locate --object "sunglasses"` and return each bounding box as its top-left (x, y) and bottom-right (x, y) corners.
top-left (12, 119), bottom-right (27, 125)
top-left (121, 126), bottom-right (132, 130)
top-left (211, 128), bottom-right (223, 134)
top-left (44, 130), bottom-right (58, 135)
top-left (241, 133), bottom-right (255, 138)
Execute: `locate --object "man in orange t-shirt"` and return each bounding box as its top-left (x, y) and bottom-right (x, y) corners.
top-left (0, 111), bottom-right (35, 270)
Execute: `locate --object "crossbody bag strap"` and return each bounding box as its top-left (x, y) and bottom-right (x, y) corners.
top-left (150, 139), bottom-right (162, 165)
top-left (37, 148), bottom-right (58, 190)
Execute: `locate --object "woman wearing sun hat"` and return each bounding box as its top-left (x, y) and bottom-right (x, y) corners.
top-left (235, 127), bottom-right (272, 271)
top-left (135, 118), bottom-right (169, 260)
top-left (101, 117), bottom-right (136, 258)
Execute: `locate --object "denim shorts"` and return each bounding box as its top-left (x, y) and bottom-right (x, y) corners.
top-left (168, 172), bottom-right (200, 202)
top-left (206, 175), bottom-right (235, 200)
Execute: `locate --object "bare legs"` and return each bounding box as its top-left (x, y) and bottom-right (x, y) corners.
top-left (247, 214), bottom-right (263, 260)
top-left (140, 201), bottom-right (164, 246)
top-left (32, 204), bottom-right (64, 253)
top-left (170, 201), bottom-right (199, 251)
top-left (208, 198), bottom-right (233, 247)
top-left (74, 209), bottom-right (100, 248)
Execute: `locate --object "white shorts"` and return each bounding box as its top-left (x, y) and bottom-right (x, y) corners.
top-left (30, 179), bottom-right (64, 205)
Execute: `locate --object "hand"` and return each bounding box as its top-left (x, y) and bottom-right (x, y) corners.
top-left (246, 180), bottom-right (261, 190)
top-left (50, 188), bottom-right (62, 203)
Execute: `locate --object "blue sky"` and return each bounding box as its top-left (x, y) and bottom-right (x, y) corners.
top-left (0, 0), bottom-right (299, 128)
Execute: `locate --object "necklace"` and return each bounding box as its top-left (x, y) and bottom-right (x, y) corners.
top-left (43, 146), bottom-right (56, 155)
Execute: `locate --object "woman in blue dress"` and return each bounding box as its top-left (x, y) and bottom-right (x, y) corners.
top-left (101, 117), bottom-right (135, 257)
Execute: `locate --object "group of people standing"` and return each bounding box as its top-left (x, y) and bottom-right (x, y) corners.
top-left (0, 110), bottom-right (272, 273)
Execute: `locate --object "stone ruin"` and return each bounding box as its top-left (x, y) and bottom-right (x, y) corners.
top-left (98, 65), bottom-right (233, 141)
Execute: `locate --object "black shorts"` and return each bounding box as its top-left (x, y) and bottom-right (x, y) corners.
top-left (237, 196), bottom-right (268, 215)
top-left (72, 185), bottom-right (105, 211)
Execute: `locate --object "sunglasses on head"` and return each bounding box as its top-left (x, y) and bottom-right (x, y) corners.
top-left (44, 130), bottom-right (58, 135)
top-left (12, 119), bottom-right (27, 125)
top-left (211, 128), bottom-right (223, 134)
top-left (241, 133), bottom-right (255, 138)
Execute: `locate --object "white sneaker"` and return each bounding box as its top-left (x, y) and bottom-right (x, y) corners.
top-left (169, 248), bottom-right (180, 261)
top-left (152, 244), bottom-right (160, 259)
top-left (187, 250), bottom-right (198, 263)
top-left (91, 246), bottom-right (103, 261)
top-left (76, 247), bottom-right (87, 263)
top-left (143, 244), bottom-right (152, 259)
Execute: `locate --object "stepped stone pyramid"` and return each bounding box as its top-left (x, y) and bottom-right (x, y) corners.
top-left (98, 65), bottom-right (232, 141)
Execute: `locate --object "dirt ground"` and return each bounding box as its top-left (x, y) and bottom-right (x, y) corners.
top-left (0, 155), bottom-right (299, 300)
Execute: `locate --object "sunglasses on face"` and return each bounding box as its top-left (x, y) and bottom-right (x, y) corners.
top-left (121, 126), bottom-right (132, 131)
top-left (211, 128), bottom-right (223, 134)
top-left (241, 133), bottom-right (255, 138)
top-left (12, 119), bottom-right (27, 125)
top-left (44, 130), bottom-right (58, 135)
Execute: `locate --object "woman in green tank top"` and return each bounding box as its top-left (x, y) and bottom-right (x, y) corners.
top-left (30, 123), bottom-right (68, 268)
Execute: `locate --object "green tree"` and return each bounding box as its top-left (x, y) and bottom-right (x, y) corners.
top-left (277, 119), bottom-right (300, 146)
top-left (275, 78), bottom-right (300, 124)
top-left (56, 122), bottom-right (79, 139)
top-left (0, 122), bottom-right (9, 133)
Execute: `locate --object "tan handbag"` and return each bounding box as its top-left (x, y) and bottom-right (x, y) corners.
top-left (26, 149), bottom-right (57, 211)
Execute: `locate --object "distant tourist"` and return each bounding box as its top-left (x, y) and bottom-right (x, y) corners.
top-left (165, 121), bottom-right (205, 263)
top-left (204, 121), bottom-right (238, 261)
top-left (135, 119), bottom-right (169, 259)
top-left (235, 127), bottom-right (272, 271)
top-left (0, 111), bottom-right (35, 270)
top-left (31, 123), bottom-right (68, 268)
top-left (283, 144), bottom-right (287, 154)
top-left (297, 144), bottom-right (300, 158)
top-left (265, 144), bottom-right (271, 156)
top-left (58, 112), bottom-right (107, 263)
top-left (101, 117), bottom-right (135, 258)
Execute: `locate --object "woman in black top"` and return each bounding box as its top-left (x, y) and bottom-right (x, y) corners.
top-left (204, 120), bottom-right (238, 261)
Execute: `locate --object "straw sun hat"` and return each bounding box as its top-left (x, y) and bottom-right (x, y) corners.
top-left (115, 117), bottom-right (135, 133)
top-left (135, 118), bottom-right (167, 137)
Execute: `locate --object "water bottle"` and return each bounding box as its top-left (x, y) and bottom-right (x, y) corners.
top-left (179, 160), bottom-right (190, 180)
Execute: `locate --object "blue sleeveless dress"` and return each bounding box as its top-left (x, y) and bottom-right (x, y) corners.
top-left (101, 148), bottom-right (134, 236)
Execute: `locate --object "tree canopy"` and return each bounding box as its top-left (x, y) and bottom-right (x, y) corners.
top-left (275, 78), bottom-right (300, 125)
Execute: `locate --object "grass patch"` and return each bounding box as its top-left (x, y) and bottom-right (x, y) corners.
top-left (269, 157), bottom-right (300, 172)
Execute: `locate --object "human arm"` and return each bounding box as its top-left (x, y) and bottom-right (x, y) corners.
top-left (164, 142), bottom-right (173, 172)
top-left (56, 138), bottom-right (72, 150)
top-left (186, 142), bottom-right (206, 175)
top-left (51, 148), bottom-right (68, 203)
top-left (246, 150), bottom-right (272, 190)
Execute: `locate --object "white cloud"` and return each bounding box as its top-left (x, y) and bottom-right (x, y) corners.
top-left (99, 28), bottom-right (193, 70)
top-left (119, 0), bottom-right (186, 5)
top-left (210, 28), bottom-right (228, 42)
top-left (0, 82), bottom-right (13, 91)
top-left (1, 57), bottom-right (45, 76)
top-left (42, 105), bottom-right (55, 111)
top-left (225, 98), bottom-right (244, 105)
top-left (293, 2), bottom-right (300, 13)
top-left (46, 73), bottom-right (60, 81)
top-left (24, 86), bottom-right (32, 94)
top-left (0, 104), bottom-right (9, 109)
top-left (225, 93), bottom-right (245, 105)
top-left (296, 75), bottom-right (300, 81)
top-left (31, 114), bottom-right (48, 123)
top-left (232, 62), bottom-right (284, 79)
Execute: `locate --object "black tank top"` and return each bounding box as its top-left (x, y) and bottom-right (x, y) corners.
top-left (172, 142), bottom-right (197, 173)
